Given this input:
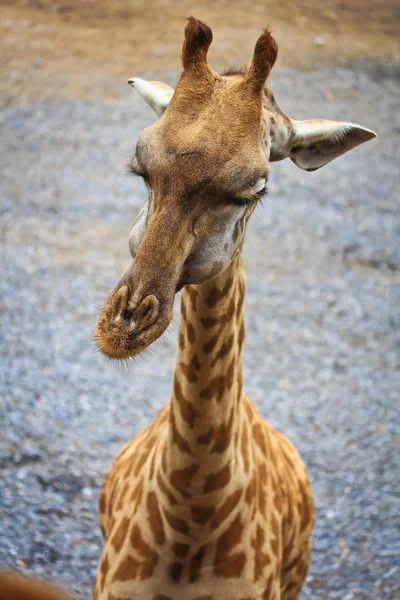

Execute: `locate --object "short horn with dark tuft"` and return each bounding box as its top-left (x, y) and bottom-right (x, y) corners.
top-left (182, 17), bottom-right (213, 70)
top-left (245, 28), bottom-right (278, 91)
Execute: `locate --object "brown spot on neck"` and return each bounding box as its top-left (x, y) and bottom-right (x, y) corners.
top-left (147, 491), bottom-right (166, 545)
top-left (170, 463), bottom-right (199, 495)
top-left (169, 561), bottom-right (183, 582)
top-left (205, 276), bottom-right (234, 307)
top-left (110, 517), bottom-right (130, 553)
top-left (189, 546), bottom-right (206, 582)
top-left (203, 462), bottom-right (231, 493)
top-left (210, 487), bottom-right (243, 530)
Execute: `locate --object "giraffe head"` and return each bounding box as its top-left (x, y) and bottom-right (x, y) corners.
top-left (95, 18), bottom-right (375, 359)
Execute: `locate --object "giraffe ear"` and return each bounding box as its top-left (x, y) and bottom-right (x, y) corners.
top-left (283, 119), bottom-right (376, 171)
top-left (128, 78), bottom-right (174, 117)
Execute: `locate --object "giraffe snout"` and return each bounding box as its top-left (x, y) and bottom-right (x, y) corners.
top-left (95, 282), bottom-right (172, 359)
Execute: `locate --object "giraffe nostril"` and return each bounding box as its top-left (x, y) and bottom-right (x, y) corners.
top-left (110, 288), bottom-right (159, 335)
top-left (131, 295), bottom-right (160, 334)
top-left (111, 285), bottom-right (129, 321)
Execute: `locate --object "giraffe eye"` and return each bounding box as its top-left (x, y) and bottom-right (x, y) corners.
top-left (128, 153), bottom-right (150, 183)
top-left (233, 178), bottom-right (267, 205)
top-left (128, 154), bottom-right (143, 177)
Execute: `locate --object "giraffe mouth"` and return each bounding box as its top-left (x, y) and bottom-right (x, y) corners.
top-left (95, 282), bottom-right (175, 359)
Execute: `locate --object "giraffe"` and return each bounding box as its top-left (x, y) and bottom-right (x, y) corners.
top-left (92, 18), bottom-right (375, 600)
top-left (0, 18), bottom-right (376, 600)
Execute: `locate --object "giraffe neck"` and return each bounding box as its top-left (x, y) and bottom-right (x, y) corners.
top-left (165, 252), bottom-right (246, 508)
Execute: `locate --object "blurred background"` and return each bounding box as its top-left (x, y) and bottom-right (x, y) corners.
top-left (0, 1), bottom-right (399, 599)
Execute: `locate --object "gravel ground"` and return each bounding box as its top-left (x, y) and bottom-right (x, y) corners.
top-left (0, 62), bottom-right (399, 599)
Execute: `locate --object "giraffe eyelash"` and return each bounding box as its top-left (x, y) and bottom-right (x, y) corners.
top-left (126, 160), bottom-right (143, 178)
top-left (126, 159), bottom-right (149, 183)
top-left (233, 185), bottom-right (268, 207)
top-left (252, 185), bottom-right (269, 204)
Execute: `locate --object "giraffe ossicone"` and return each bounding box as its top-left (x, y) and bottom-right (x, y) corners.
top-left (91, 17), bottom-right (375, 600)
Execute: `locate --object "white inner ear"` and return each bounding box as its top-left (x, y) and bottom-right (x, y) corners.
top-left (288, 119), bottom-right (376, 171)
top-left (128, 78), bottom-right (174, 117)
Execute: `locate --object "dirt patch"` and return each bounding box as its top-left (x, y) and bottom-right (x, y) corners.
top-left (1, 0), bottom-right (399, 103)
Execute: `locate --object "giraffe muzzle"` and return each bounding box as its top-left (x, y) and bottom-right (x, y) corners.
top-left (95, 280), bottom-right (174, 359)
